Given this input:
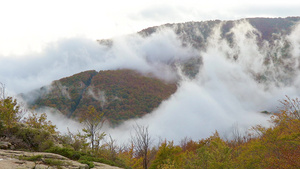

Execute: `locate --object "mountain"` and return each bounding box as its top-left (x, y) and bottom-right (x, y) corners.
top-left (98, 17), bottom-right (300, 81)
top-left (98, 17), bottom-right (300, 49)
top-left (138, 17), bottom-right (300, 48)
top-left (24, 70), bottom-right (177, 125)
top-left (23, 17), bottom-right (300, 125)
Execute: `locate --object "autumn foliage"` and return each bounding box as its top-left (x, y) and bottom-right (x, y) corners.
top-left (0, 97), bottom-right (21, 128)
top-left (30, 69), bottom-right (177, 125)
top-left (2, 81), bottom-right (300, 168)
top-left (117, 96), bottom-right (300, 169)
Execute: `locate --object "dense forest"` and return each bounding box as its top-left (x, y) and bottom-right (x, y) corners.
top-left (24, 69), bottom-right (177, 125)
top-left (135, 17), bottom-right (300, 49)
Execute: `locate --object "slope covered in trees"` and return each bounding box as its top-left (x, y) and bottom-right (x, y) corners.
top-left (137, 17), bottom-right (300, 49)
top-left (98, 17), bottom-right (300, 82)
top-left (26, 69), bottom-right (177, 125)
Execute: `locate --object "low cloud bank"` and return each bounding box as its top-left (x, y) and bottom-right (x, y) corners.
top-left (106, 21), bottom-right (300, 144)
top-left (1, 29), bottom-right (196, 94)
top-left (2, 20), bottom-right (300, 144)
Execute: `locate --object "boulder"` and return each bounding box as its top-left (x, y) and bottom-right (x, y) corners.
top-left (0, 142), bottom-right (11, 149)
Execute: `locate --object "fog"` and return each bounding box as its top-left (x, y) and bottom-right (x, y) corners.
top-left (1, 20), bottom-right (300, 144)
top-left (106, 21), bottom-right (300, 144)
top-left (1, 29), bottom-right (196, 94)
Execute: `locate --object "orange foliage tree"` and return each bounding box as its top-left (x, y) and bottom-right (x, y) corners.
top-left (236, 96), bottom-right (300, 168)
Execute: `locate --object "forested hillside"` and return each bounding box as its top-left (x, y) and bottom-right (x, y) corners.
top-left (25, 69), bottom-right (177, 125)
top-left (137, 17), bottom-right (300, 49)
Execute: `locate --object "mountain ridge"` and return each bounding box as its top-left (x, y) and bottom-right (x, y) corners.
top-left (136, 17), bottom-right (300, 48)
top-left (24, 69), bottom-right (177, 125)
top-left (23, 16), bottom-right (300, 125)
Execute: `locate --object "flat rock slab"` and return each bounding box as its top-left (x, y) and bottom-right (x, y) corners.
top-left (0, 149), bottom-right (122, 169)
top-left (0, 141), bottom-right (12, 149)
top-left (93, 162), bottom-right (123, 169)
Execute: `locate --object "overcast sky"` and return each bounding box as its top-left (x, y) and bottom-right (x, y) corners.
top-left (0, 0), bottom-right (299, 56)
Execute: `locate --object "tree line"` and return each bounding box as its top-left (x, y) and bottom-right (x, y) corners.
top-left (1, 82), bottom-right (299, 168)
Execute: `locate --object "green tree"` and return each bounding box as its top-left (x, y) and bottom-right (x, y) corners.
top-left (0, 97), bottom-right (21, 129)
top-left (236, 96), bottom-right (300, 168)
top-left (23, 112), bottom-right (57, 134)
top-left (188, 132), bottom-right (233, 169)
top-left (150, 141), bottom-right (183, 169)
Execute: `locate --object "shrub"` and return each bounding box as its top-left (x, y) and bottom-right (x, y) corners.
top-left (78, 159), bottom-right (95, 168)
top-left (19, 155), bottom-right (43, 161)
top-left (14, 126), bottom-right (54, 151)
top-left (46, 146), bottom-right (84, 160)
top-left (23, 112), bottom-right (57, 135)
top-left (79, 155), bottom-right (118, 167)
top-left (44, 158), bottom-right (67, 166)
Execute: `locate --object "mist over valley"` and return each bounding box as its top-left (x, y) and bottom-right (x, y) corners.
top-left (2, 17), bottom-right (300, 144)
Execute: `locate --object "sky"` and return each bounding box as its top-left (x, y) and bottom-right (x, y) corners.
top-left (0, 0), bottom-right (299, 56)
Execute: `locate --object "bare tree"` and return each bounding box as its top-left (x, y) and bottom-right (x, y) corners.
top-left (131, 124), bottom-right (152, 169)
top-left (231, 123), bottom-right (243, 144)
top-left (0, 82), bottom-right (5, 100)
top-left (280, 95), bottom-right (300, 120)
top-left (80, 105), bottom-right (106, 150)
top-left (105, 134), bottom-right (117, 161)
top-left (180, 136), bottom-right (192, 152)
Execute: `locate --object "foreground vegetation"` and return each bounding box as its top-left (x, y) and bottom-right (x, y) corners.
top-left (1, 82), bottom-right (299, 168)
top-left (119, 97), bottom-right (299, 169)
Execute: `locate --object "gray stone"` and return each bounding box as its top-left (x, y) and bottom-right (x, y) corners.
top-left (0, 142), bottom-right (11, 149)
top-left (0, 149), bottom-right (121, 169)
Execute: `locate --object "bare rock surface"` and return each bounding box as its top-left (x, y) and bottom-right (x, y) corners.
top-left (93, 162), bottom-right (123, 169)
top-left (0, 149), bottom-right (122, 169)
top-left (0, 141), bottom-right (12, 149)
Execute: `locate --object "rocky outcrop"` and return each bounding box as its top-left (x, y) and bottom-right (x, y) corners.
top-left (93, 162), bottom-right (123, 169)
top-left (0, 149), bottom-right (122, 169)
top-left (0, 141), bottom-right (12, 149)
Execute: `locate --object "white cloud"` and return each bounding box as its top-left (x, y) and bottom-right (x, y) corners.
top-left (1, 28), bottom-right (198, 94)
top-left (107, 22), bottom-right (300, 144)
top-left (1, 2), bottom-right (300, 145)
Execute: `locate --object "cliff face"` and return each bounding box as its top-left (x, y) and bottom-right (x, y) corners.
top-left (25, 69), bottom-right (177, 125)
